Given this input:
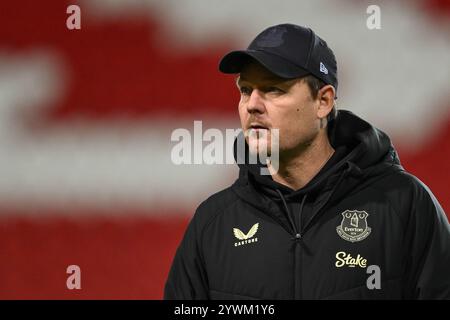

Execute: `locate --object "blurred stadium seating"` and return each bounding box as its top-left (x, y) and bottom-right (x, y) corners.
top-left (0, 0), bottom-right (448, 299)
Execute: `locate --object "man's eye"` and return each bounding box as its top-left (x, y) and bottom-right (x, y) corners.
top-left (240, 87), bottom-right (252, 95)
top-left (267, 87), bottom-right (284, 93)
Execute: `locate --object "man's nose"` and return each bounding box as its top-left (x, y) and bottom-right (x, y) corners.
top-left (246, 89), bottom-right (266, 114)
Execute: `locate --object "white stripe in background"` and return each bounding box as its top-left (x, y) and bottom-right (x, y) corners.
top-left (1, 0), bottom-right (450, 212)
top-left (84, 0), bottom-right (450, 148)
top-left (0, 52), bottom-right (237, 213)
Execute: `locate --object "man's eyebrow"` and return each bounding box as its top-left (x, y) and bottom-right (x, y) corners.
top-left (236, 75), bottom-right (288, 85)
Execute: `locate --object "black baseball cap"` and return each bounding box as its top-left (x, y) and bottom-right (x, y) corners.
top-left (219, 23), bottom-right (338, 93)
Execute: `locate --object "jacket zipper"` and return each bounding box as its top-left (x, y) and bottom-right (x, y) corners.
top-left (295, 194), bottom-right (307, 299)
top-left (275, 189), bottom-right (302, 299)
top-left (293, 172), bottom-right (347, 299)
top-left (297, 170), bottom-right (348, 299)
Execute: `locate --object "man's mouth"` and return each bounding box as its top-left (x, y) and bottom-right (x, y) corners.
top-left (249, 123), bottom-right (269, 130)
top-left (247, 124), bottom-right (270, 140)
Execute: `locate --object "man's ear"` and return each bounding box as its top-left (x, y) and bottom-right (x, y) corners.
top-left (317, 85), bottom-right (336, 119)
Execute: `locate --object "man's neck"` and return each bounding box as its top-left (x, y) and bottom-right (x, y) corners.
top-left (268, 132), bottom-right (335, 191)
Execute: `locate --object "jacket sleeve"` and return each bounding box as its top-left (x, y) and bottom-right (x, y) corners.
top-left (164, 211), bottom-right (210, 299)
top-left (403, 179), bottom-right (450, 299)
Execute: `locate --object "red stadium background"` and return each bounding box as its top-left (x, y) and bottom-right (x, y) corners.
top-left (0, 0), bottom-right (449, 299)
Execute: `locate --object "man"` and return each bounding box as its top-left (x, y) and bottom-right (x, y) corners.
top-left (164, 24), bottom-right (450, 299)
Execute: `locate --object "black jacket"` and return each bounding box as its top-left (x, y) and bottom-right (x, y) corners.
top-left (164, 110), bottom-right (450, 299)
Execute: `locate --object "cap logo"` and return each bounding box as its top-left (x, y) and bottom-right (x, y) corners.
top-left (255, 27), bottom-right (287, 48)
top-left (320, 62), bottom-right (328, 74)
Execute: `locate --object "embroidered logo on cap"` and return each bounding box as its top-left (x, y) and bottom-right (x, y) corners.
top-left (255, 27), bottom-right (287, 47)
top-left (320, 62), bottom-right (328, 74)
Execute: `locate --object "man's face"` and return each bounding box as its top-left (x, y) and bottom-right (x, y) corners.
top-left (237, 62), bottom-right (322, 159)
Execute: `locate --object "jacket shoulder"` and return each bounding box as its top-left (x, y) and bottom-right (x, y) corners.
top-left (383, 169), bottom-right (438, 200)
top-left (377, 168), bottom-right (447, 223)
top-left (191, 185), bottom-right (241, 231)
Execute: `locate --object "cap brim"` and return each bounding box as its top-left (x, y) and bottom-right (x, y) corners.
top-left (219, 49), bottom-right (310, 79)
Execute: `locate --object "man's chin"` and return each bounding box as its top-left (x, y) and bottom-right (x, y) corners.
top-left (248, 145), bottom-right (272, 160)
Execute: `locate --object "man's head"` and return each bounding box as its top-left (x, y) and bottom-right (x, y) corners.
top-left (235, 61), bottom-right (335, 158)
top-left (219, 24), bottom-right (338, 158)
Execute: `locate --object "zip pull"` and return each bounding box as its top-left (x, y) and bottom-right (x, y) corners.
top-left (292, 233), bottom-right (302, 241)
top-left (276, 189), bottom-right (299, 236)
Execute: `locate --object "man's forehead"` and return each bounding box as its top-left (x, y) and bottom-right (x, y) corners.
top-left (237, 71), bottom-right (296, 87)
top-left (238, 62), bottom-right (284, 82)
top-left (238, 73), bottom-right (284, 83)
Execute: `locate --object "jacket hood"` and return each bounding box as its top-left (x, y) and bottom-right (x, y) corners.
top-left (231, 110), bottom-right (403, 229)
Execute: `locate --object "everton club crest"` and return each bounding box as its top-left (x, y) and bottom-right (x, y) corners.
top-left (336, 210), bottom-right (371, 242)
